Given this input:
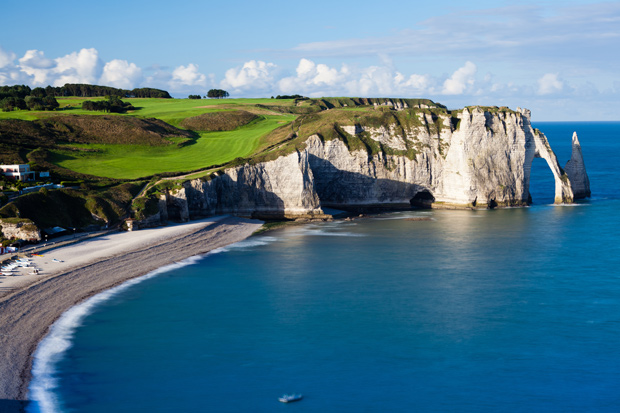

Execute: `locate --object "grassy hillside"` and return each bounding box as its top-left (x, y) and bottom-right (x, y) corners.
top-left (180, 110), bottom-right (258, 131)
top-left (0, 97), bottom-right (460, 180)
top-left (0, 98), bottom-right (296, 179)
top-left (48, 113), bottom-right (294, 179)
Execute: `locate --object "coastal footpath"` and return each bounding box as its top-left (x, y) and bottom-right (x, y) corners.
top-left (0, 216), bottom-right (262, 409)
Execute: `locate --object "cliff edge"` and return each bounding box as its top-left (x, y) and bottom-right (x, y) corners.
top-left (148, 105), bottom-right (590, 223)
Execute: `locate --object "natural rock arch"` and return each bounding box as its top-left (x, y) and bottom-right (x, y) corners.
top-left (525, 130), bottom-right (590, 204)
top-left (527, 129), bottom-right (574, 204)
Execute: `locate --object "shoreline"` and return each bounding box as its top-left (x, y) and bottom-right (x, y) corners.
top-left (0, 216), bottom-right (263, 408)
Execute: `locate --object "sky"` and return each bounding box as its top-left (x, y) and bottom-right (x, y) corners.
top-left (1, 0), bottom-right (619, 121)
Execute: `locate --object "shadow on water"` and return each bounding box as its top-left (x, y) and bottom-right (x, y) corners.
top-left (0, 399), bottom-right (30, 413)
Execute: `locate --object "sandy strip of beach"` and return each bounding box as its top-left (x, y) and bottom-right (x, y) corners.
top-left (0, 216), bottom-right (263, 407)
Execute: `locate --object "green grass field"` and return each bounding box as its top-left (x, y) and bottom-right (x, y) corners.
top-left (1, 97), bottom-right (297, 179)
top-left (49, 113), bottom-right (295, 179)
top-left (0, 97), bottom-right (294, 122)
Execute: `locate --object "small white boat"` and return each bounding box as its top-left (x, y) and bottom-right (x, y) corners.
top-left (2, 271), bottom-right (19, 276)
top-left (278, 394), bottom-right (303, 403)
top-left (52, 258), bottom-right (63, 263)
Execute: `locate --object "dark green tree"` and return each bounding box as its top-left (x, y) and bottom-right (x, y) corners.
top-left (32, 87), bottom-right (47, 98)
top-left (1, 97), bottom-right (27, 111)
top-left (207, 89), bottom-right (229, 99)
top-left (25, 96), bottom-right (44, 111)
top-left (43, 96), bottom-right (59, 110)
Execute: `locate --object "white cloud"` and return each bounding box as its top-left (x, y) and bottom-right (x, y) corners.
top-left (144, 66), bottom-right (173, 89)
top-left (52, 48), bottom-right (102, 86)
top-left (221, 60), bottom-right (277, 91)
top-left (19, 49), bottom-right (53, 69)
top-left (279, 59), bottom-right (347, 95)
top-left (350, 65), bottom-right (396, 96)
top-left (537, 73), bottom-right (564, 95)
top-left (442, 62), bottom-right (477, 95)
top-left (0, 46), bottom-right (17, 68)
top-left (100, 59), bottom-right (143, 89)
top-left (171, 63), bottom-right (207, 86)
top-left (296, 58), bottom-right (316, 78)
top-left (395, 72), bottom-right (431, 92)
top-left (278, 58), bottom-right (439, 97)
top-left (18, 50), bottom-right (55, 85)
top-left (0, 46), bottom-right (30, 85)
top-left (11, 48), bottom-right (103, 87)
top-left (2, 46), bottom-right (209, 92)
top-left (0, 70), bottom-right (28, 86)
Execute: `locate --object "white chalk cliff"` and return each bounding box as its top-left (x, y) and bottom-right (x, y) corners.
top-left (155, 106), bottom-right (590, 221)
top-left (564, 132), bottom-right (591, 199)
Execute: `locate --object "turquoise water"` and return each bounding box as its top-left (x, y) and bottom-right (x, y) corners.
top-left (30, 122), bottom-right (620, 412)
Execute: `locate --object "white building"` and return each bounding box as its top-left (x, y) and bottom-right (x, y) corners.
top-left (0, 164), bottom-right (36, 181)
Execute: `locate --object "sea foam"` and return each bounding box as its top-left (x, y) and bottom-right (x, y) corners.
top-left (300, 228), bottom-right (365, 237)
top-left (206, 235), bottom-right (280, 255)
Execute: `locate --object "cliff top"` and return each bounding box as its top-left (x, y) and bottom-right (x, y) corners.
top-left (0, 96), bottom-right (524, 182)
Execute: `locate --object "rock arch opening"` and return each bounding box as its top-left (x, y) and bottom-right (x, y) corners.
top-left (528, 157), bottom-right (557, 205)
top-left (410, 190), bottom-right (435, 208)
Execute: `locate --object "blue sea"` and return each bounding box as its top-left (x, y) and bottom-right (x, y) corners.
top-left (28, 122), bottom-right (620, 412)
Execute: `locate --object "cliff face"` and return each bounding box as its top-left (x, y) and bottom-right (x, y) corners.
top-left (152, 106), bottom-right (589, 222)
top-left (438, 107), bottom-right (574, 206)
top-left (159, 150), bottom-right (325, 221)
top-left (0, 219), bottom-right (41, 242)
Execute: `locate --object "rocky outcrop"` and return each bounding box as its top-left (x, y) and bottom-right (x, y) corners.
top-left (564, 132), bottom-right (591, 199)
top-left (148, 106), bottom-right (589, 223)
top-left (0, 219), bottom-right (41, 242)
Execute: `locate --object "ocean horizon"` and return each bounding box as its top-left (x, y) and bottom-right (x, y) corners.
top-left (28, 121), bottom-right (620, 412)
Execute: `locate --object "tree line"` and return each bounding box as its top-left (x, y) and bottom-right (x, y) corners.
top-left (0, 84), bottom-right (172, 113)
top-left (0, 84), bottom-right (172, 100)
top-left (1, 87), bottom-right (59, 112)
